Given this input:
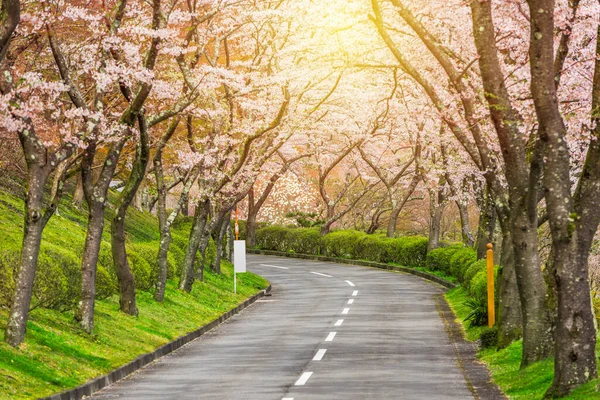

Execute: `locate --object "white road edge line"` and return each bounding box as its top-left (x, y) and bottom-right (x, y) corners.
top-left (260, 264), bottom-right (289, 269)
top-left (313, 349), bottom-right (327, 361)
top-left (311, 271), bottom-right (333, 278)
top-left (345, 280), bottom-right (355, 287)
top-left (335, 319), bottom-right (344, 326)
top-left (352, 290), bottom-right (358, 296)
top-left (325, 332), bottom-right (337, 341)
top-left (295, 372), bottom-right (313, 386)
top-left (347, 299), bottom-right (354, 304)
top-left (342, 308), bottom-right (350, 315)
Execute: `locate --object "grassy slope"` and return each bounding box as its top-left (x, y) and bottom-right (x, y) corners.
top-left (0, 190), bottom-right (269, 399)
top-left (445, 287), bottom-right (600, 399)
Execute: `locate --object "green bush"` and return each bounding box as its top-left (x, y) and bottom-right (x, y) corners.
top-left (0, 246), bottom-right (19, 308)
top-left (33, 244), bottom-right (81, 311)
top-left (322, 230), bottom-right (365, 258)
top-left (385, 236), bottom-right (429, 267)
top-left (355, 234), bottom-right (386, 262)
top-left (127, 250), bottom-right (154, 292)
top-left (449, 247), bottom-right (477, 282)
top-left (133, 242), bottom-right (178, 283)
top-left (463, 259), bottom-right (486, 289)
top-left (480, 327), bottom-right (498, 349)
top-left (426, 245), bottom-right (463, 273)
top-left (256, 226), bottom-right (291, 251)
top-left (96, 265), bottom-right (117, 299)
top-left (287, 228), bottom-right (321, 254)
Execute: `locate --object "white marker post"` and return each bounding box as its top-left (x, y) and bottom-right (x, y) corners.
top-left (234, 240), bottom-right (246, 294)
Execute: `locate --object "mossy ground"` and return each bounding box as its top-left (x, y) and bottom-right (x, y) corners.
top-left (445, 287), bottom-right (600, 399)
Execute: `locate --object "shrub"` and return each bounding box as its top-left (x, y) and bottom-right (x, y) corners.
top-left (33, 244), bottom-right (81, 311)
top-left (127, 250), bottom-right (154, 292)
top-left (286, 228), bottom-right (321, 254)
top-left (426, 245), bottom-right (463, 273)
top-left (96, 265), bottom-right (118, 299)
top-left (133, 242), bottom-right (178, 283)
top-left (0, 246), bottom-right (19, 308)
top-left (256, 226), bottom-right (291, 251)
top-left (463, 259), bottom-right (486, 290)
top-left (387, 236), bottom-right (429, 267)
top-left (449, 248), bottom-right (477, 282)
top-left (355, 234), bottom-right (385, 262)
top-left (322, 230), bottom-right (365, 258)
top-left (480, 327), bottom-right (498, 349)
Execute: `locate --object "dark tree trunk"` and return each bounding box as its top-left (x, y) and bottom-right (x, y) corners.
top-left (427, 187), bottom-right (445, 252)
top-left (457, 200), bottom-right (474, 247)
top-left (180, 199), bottom-right (209, 292)
top-left (154, 227), bottom-right (171, 302)
top-left (5, 165), bottom-right (48, 346)
top-left (111, 209), bottom-right (138, 316)
top-left (76, 140), bottom-right (124, 331)
top-left (386, 205), bottom-right (401, 238)
top-left (211, 213), bottom-right (230, 274)
top-left (112, 115), bottom-right (150, 316)
top-left (469, 0), bottom-right (553, 366)
top-left (534, 2), bottom-right (600, 394)
top-left (496, 227), bottom-right (523, 348)
top-left (225, 223), bottom-right (234, 262)
top-left (75, 204), bottom-right (105, 332)
top-left (72, 173), bottom-right (84, 208)
top-left (476, 190), bottom-right (497, 259)
top-left (246, 213), bottom-right (257, 247)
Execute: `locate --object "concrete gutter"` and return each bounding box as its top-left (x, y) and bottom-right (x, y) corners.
top-left (41, 285), bottom-right (272, 400)
top-left (248, 249), bottom-right (457, 289)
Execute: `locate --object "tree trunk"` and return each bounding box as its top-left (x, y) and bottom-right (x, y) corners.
top-left (386, 204), bottom-right (400, 238)
top-left (154, 226), bottom-right (170, 302)
top-left (5, 166), bottom-right (47, 347)
top-left (180, 199), bottom-right (209, 292)
top-left (457, 200), bottom-right (474, 247)
top-left (427, 188), bottom-right (445, 252)
top-left (246, 212), bottom-right (257, 247)
top-left (511, 206), bottom-right (553, 366)
top-left (111, 209), bottom-right (138, 316)
top-left (497, 228), bottom-right (523, 348)
top-left (211, 213), bottom-right (230, 274)
top-left (111, 115), bottom-right (150, 316)
top-left (225, 223), bottom-right (234, 262)
top-left (75, 204), bottom-right (105, 333)
top-left (476, 190), bottom-right (496, 259)
top-left (72, 173), bottom-right (84, 208)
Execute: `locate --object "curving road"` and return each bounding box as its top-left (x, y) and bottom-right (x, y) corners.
top-left (90, 255), bottom-right (480, 400)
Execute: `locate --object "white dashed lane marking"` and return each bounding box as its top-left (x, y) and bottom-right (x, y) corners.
top-left (347, 299), bottom-right (354, 304)
top-left (325, 332), bottom-right (337, 342)
top-left (342, 308), bottom-right (349, 315)
top-left (352, 290), bottom-right (358, 296)
top-left (313, 349), bottom-right (327, 361)
top-left (311, 271), bottom-right (333, 278)
top-left (295, 372), bottom-right (313, 386)
top-left (260, 264), bottom-right (289, 269)
top-left (335, 319), bottom-right (344, 326)
top-left (345, 280), bottom-right (355, 287)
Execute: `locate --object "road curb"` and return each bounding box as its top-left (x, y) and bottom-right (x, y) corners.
top-left (41, 285), bottom-right (272, 400)
top-left (435, 294), bottom-right (507, 399)
top-left (248, 249), bottom-right (457, 289)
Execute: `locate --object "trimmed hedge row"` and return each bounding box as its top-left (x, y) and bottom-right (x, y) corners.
top-left (0, 234), bottom-right (216, 312)
top-left (255, 226), bottom-right (498, 326)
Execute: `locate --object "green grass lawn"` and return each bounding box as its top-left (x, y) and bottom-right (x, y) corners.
top-left (445, 287), bottom-right (600, 399)
top-left (0, 188), bottom-right (269, 399)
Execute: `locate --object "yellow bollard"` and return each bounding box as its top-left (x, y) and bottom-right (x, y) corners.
top-left (486, 243), bottom-right (495, 328)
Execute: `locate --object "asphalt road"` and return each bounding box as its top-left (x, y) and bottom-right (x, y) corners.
top-left (90, 254), bottom-right (474, 400)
